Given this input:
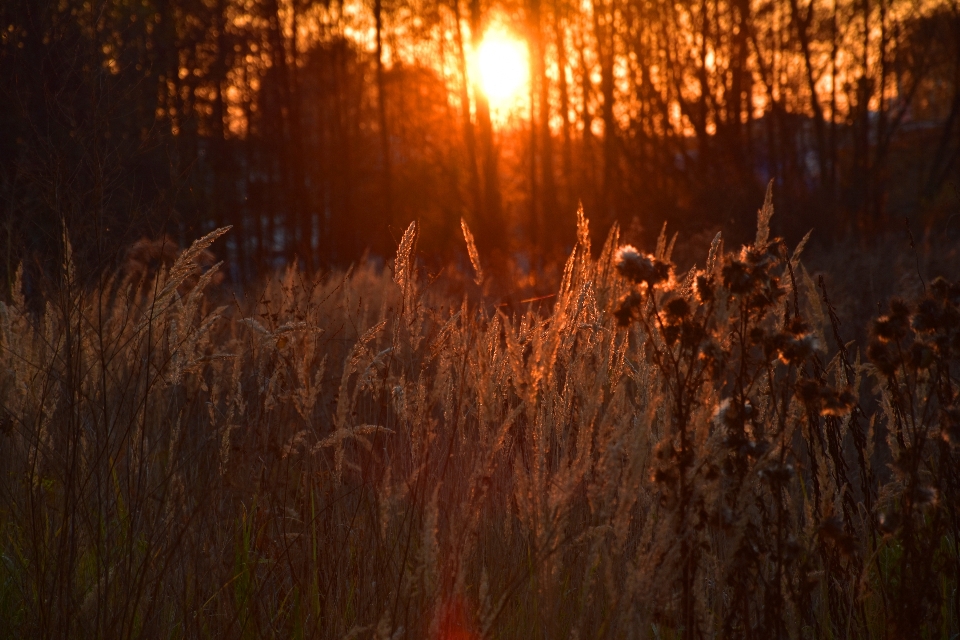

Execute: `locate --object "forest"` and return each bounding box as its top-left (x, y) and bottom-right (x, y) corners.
top-left (2, 0), bottom-right (959, 283)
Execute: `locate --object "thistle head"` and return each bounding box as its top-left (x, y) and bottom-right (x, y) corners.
top-left (615, 245), bottom-right (672, 288)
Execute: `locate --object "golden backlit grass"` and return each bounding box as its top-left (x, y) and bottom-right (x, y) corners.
top-left (0, 203), bottom-right (958, 638)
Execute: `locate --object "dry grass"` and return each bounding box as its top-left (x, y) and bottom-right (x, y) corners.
top-left (0, 201), bottom-right (958, 639)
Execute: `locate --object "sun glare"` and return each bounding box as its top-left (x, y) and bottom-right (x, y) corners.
top-left (475, 30), bottom-right (529, 110)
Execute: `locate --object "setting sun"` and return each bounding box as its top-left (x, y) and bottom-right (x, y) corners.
top-left (475, 30), bottom-right (529, 109)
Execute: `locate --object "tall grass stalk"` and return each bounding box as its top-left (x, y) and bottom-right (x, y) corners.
top-left (0, 200), bottom-right (957, 638)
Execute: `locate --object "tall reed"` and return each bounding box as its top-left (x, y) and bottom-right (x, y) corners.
top-left (0, 197), bottom-right (957, 638)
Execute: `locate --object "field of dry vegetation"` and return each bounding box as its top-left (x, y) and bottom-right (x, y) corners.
top-left (1, 193), bottom-right (959, 638)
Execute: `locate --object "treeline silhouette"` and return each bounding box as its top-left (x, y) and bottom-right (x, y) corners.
top-left (1, 0), bottom-right (958, 285)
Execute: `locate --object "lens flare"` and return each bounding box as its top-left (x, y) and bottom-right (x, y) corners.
top-left (475, 30), bottom-right (529, 109)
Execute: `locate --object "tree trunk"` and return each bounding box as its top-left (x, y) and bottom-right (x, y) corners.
top-left (469, 0), bottom-right (505, 256)
top-left (375, 0), bottom-right (393, 227)
top-left (452, 0), bottom-right (483, 225)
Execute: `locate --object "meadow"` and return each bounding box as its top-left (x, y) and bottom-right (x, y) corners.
top-left (1, 193), bottom-right (959, 638)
